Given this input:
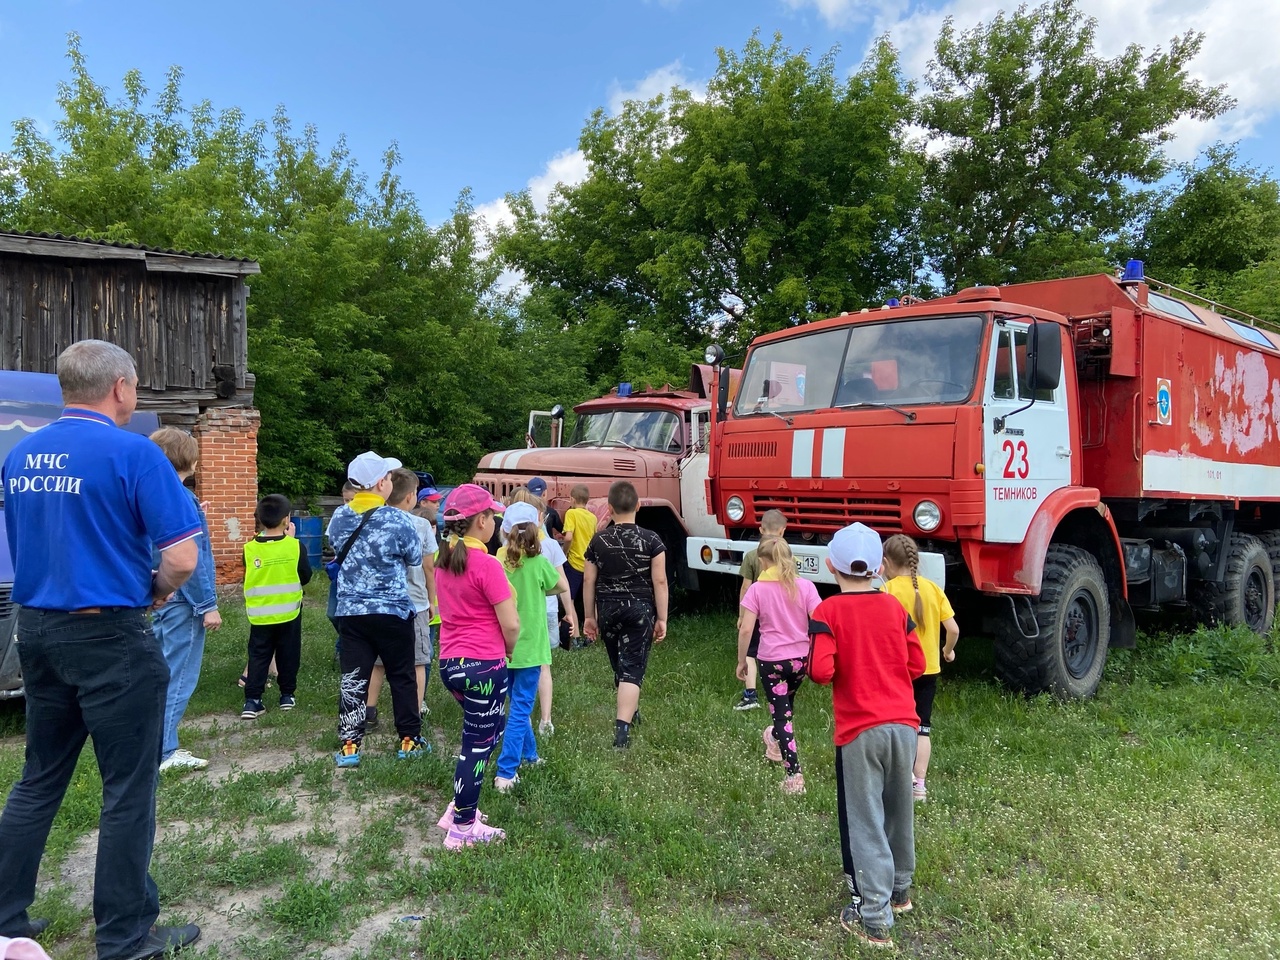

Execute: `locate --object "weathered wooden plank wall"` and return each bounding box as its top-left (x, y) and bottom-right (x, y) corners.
top-left (0, 254), bottom-right (249, 391)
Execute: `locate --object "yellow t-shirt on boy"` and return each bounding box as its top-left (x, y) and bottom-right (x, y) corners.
top-left (562, 506), bottom-right (597, 572)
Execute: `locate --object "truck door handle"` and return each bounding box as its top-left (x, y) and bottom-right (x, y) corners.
top-left (1056, 446), bottom-right (1072, 459)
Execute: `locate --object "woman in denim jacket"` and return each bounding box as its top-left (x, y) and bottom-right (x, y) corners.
top-left (150, 429), bottom-right (221, 771)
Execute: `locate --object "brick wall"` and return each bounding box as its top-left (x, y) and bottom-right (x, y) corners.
top-left (194, 406), bottom-right (260, 584)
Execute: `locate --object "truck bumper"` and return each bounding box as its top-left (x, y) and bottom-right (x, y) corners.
top-left (686, 537), bottom-right (947, 589)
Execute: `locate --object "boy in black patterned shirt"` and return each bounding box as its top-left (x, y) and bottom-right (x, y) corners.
top-left (582, 481), bottom-right (668, 748)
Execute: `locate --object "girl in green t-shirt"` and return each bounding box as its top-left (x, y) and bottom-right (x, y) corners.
top-left (494, 502), bottom-right (573, 792)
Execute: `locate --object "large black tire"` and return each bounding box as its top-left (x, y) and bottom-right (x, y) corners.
top-left (1197, 534), bottom-right (1275, 634)
top-left (1256, 531), bottom-right (1280, 610)
top-left (994, 544), bottom-right (1110, 699)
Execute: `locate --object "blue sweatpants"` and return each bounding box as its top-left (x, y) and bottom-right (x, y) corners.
top-left (496, 665), bottom-right (542, 780)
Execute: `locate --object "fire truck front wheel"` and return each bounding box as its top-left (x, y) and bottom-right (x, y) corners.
top-left (994, 545), bottom-right (1110, 700)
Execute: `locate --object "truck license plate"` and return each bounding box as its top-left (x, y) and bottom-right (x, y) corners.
top-left (796, 556), bottom-right (819, 575)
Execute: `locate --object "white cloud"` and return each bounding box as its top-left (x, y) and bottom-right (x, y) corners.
top-left (788, 0), bottom-right (1280, 160)
top-left (607, 61), bottom-right (707, 115)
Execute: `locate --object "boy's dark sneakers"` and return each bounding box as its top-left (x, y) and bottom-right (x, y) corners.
top-left (279, 694), bottom-right (296, 711)
top-left (733, 689), bottom-right (761, 711)
top-left (613, 719), bottom-right (631, 748)
top-left (891, 889), bottom-right (913, 914)
top-left (840, 904), bottom-right (893, 949)
top-left (240, 699), bottom-right (266, 719)
top-left (12, 918), bottom-right (49, 939)
top-left (365, 705), bottom-right (379, 729)
top-left (119, 923), bottom-right (201, 960)
top-left (630, 708), bottom-right (643, 727)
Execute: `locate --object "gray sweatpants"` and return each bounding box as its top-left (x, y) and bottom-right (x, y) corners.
top-left (835, 723), bottom-right (917, 929)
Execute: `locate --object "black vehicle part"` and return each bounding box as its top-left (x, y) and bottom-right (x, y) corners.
top-left (994, 544), bottom-right (1110, 699)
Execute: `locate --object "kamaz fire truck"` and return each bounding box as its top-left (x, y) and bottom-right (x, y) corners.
top-left (692, 263), bottom-right (1280, 698)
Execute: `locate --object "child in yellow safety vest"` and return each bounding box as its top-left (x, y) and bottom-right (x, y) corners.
top-left (241, 494), bottom-right (312, 718)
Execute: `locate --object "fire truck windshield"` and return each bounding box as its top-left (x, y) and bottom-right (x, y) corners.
top-left (568, 409), bottom-right (683, 453)
top-left (734, 314), bottom-right (985, 416)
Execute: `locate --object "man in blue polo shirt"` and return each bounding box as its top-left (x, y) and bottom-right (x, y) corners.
top-left (0, 340), bottom-right (203, 960)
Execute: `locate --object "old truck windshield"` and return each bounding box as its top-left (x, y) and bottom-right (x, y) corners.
top-left (734, 314), bottom-right (985, 416)
top-left (569, 409), bottom-right (683, 453)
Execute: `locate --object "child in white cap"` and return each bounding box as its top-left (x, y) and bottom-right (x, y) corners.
top-left (808, 522), bottom-right (926, 949)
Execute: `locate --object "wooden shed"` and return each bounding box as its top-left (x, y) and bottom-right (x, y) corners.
top-left (0, 231), bottom-right (264, 580)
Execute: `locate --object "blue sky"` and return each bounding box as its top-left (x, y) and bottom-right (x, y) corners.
top-left (1, 0), bottom-right (1276, 229)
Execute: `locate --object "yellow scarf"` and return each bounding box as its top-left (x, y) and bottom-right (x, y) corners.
top-left (758, 566), bottom-right (782, 582)
top-left (350, 491), bottom-right (386, 514)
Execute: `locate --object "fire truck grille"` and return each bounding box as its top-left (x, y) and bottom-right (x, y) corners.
top-left (728, 441), bottom-right (778, 458)
top-left (754, 495), bottom-right (902, 532)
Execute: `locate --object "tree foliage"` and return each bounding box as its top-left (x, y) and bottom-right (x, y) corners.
top-left (498, 32), bottom-right (922, 372)
top-left (918, 0), bottom-right (1233, 288)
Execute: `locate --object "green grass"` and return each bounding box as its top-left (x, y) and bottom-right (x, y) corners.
top-left (2, 581), bottom-right (1279, 958)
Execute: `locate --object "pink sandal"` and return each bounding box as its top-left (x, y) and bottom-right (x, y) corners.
top-left (762, 725), bottom-right (783, 763)
top-left (436, 802), bottom-right (489, 830)
top-left (443, 819), bottom-right (505, 850)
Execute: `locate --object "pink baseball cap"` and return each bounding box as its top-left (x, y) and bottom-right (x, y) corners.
top-left (442, 483), bottom-right (505, 521)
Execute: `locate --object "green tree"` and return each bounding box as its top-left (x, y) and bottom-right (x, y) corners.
top-left (497, 32), bottom-right (923, 380)
top-left (919, 0), bottom-right (1233, 288)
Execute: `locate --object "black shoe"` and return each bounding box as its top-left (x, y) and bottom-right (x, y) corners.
top-left (120, 923), bottom-right (201, 960)
top-left (839, 905), bottom-right (893, 948)
top-left (365, 705), bottom-right (379, 729)
top-left (10, 918), bottom-right (49, 939)
top-left (613, 719), bottom-right (630, 749)
top-left (890, 888), bottom-right (913, 914)
top-left (630, 709), bottom-right (643, 727)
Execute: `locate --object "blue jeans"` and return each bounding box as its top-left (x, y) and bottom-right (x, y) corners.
top-left (154, 599), bottom-right (206, 762)
top-left (0, 607), bottom-right (167, 960)
top-left (496, 665), bottom-right (541, 780)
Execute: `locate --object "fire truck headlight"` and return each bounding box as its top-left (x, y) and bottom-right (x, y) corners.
top-left (726, 497), bottom-right (746, 522)
top-left (913, 500), bottom-right (942, 532)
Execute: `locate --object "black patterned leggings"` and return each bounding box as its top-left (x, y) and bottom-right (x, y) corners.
top-left (759, 656), bottom-right (807, 776)
top-left (439, 657), bottom-right (509, 827)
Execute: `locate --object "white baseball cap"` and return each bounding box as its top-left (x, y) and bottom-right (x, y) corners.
top-left (347, 451), bottom-right (402, 489)
top-left (828, 522), bottom-right (883, 577)
top-left (501, 500), bottom-right (541, 535)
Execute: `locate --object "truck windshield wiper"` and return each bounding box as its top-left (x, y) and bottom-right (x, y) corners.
top-left (836, 401), bottom-right (917, 422)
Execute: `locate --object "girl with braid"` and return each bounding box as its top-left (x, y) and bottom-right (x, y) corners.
top-left (434, 484), bottom-right (519, 849)
top-left (737, 537), bottom-right (822, 794)
top-left (881, 534), bottom-right (959, 802)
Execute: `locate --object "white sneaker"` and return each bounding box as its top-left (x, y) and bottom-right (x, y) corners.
top-left (160, 749), bottom-right (209, 772)
top-left (538, 720), bottom-right (554, 736)
top-left (494, 774), bottom-right (520, 793)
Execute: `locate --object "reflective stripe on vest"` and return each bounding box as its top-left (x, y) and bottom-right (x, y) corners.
top-left (243, 537), bottom-right (303, 625)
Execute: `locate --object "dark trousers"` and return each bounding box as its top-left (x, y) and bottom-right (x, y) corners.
top-left (337, 613), bottom-right (419, 743)
top-left (561, 566), bottom-right (585, 646)
top-left (245, 616), bottom-right (302, 700)
top-left (759, 657), bottom-right (807, 775)
top-left (0, 608), bottom-right (166, 960)
top-left (599, 598), bottom-right (656, 687)
top-left (439, 657), bottom-right (509, 827)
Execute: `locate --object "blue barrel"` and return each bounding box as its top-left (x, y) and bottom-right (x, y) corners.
top-left (292, 515), bottom-right (324, 571)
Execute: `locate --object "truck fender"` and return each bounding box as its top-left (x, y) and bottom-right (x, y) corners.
top-left (587, 497), bottom-right (689, 536)
top-left (963, 487), bottom-right (1126, 598)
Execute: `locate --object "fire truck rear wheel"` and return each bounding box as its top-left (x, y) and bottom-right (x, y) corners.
top-left (1202, 534), bottom-right (1276, 635)
top-left (1255, 531), bottom-right (1280, 609)
top-left (994, 544), bottom-right (1110, 700)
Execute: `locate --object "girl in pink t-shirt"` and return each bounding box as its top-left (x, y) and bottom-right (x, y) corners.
top-left (737, 537), bottom-right (822, 794)
top-left (434, 484), bottom-right (520, 850)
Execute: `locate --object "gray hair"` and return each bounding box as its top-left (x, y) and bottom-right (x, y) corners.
top-left (57, 340), bottom-right (137, 404)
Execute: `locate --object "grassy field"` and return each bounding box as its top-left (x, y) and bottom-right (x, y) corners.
top-left (2, 582), bottom-right (1279, 959)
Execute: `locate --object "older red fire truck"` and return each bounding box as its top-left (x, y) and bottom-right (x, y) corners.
top-left (693, 263), bottom-right (1280, 698)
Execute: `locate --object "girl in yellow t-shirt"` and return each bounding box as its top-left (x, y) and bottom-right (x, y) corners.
top-left (882, 534), bottom-right (959, 803)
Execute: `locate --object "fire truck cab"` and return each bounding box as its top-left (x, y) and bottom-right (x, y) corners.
top-left (694, 266), bottom-right (1280, 698)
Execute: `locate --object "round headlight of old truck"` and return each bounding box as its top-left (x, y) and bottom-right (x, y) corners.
top-left (705, 344), bottom-right (725, 365)
top-left (726, 497), bottom-right (746, 522)
top-left (913, 500), bottom-right (942, 532)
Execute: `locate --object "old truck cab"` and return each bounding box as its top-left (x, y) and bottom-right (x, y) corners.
top-left (473, 366), bottom-right (736, 588)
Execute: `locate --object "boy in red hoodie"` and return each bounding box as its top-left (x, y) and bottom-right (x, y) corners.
top-left (809, 523), bottom-right (925, 949)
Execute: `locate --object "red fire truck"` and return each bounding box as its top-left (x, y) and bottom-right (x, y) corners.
top-left (693, 263), bottom-right (1280, 698)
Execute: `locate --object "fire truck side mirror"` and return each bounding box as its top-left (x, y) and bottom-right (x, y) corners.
top-left (1029, 321), bottom-right (1063, 391)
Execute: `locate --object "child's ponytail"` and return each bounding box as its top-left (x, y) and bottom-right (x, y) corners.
top-left (437, 517), bottom-right (476, 575)
top-left (883, 533), bottom-right (924, 625)
top-left (503, 523), bottom-right (542, 567)
top-left (757, 536), bottom-right (799, 604)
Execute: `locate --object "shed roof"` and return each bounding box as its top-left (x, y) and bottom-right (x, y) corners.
top-left (0, 230), bottom-right (260, 278)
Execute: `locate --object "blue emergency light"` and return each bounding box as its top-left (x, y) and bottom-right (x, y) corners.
top-left (1122, 259), bottom-right (1144, 282)
top-left (618, 383), bottom-right (632, 397)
